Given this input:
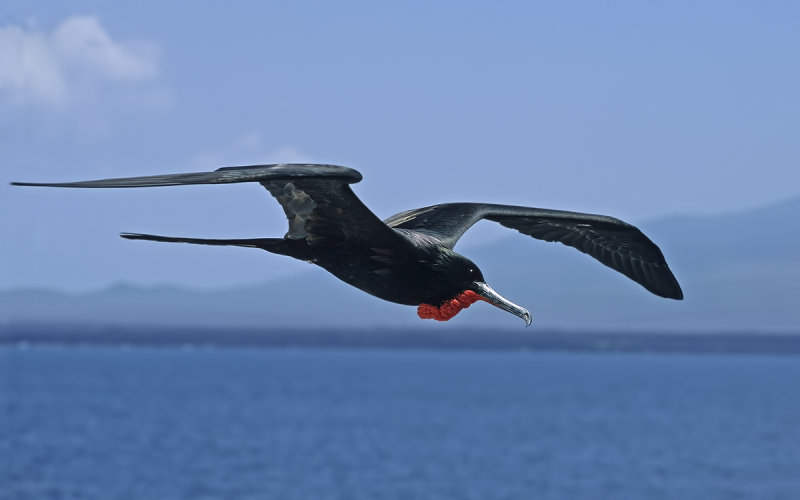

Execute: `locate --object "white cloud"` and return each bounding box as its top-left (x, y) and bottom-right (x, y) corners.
top-left (0, 25), bottom-right (66, 103)
top-left (0, 16), bottom-right (159, 107)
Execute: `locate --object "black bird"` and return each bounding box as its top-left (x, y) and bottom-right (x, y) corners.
top-left (13, 164), bottom-right (683, 325)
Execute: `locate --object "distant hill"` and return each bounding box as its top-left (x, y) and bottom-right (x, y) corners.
top-left (2, 197), bottom-right (799, 332)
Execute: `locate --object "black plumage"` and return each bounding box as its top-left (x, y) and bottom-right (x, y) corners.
top-left (13, 164), bottom-right (683, 325)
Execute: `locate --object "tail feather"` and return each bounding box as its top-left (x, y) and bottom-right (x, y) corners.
top-left (120, 232), bottom-right (277, 249)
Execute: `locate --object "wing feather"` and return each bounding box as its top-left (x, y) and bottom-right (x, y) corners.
top-left (11, 163), bottom-right (361, 188)
top-left (385, 202), bottom-right (683, 299)
top-left (13, 163), bottom-right (404, 248)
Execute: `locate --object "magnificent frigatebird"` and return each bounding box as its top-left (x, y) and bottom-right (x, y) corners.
top-left (13, 164), bottom-right (683, 325)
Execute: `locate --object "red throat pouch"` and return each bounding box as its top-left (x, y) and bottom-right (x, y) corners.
top-left (417, 290), bottom-right (484, 321)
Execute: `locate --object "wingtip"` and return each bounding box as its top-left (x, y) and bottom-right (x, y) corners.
top-left (669, 278), bottom-right (684, 300)
top-left (660, 284), bottom-right (684, 300)
top-left (11, 181), bottom-right (67, 187)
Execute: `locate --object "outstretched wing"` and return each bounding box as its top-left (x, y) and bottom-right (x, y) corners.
top-left (12, 163), bottom-right (360, 188)
top-left (13, 163), bottom-right (404, 248)
top-left (385, 202), bottom-right (683, 299)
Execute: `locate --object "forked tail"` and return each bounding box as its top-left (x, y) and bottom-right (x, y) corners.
top-left (120, 232), bottom-right (280, 249)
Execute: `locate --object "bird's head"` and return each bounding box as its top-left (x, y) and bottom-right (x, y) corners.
top-left (417, 249), bottom-right (532, 326)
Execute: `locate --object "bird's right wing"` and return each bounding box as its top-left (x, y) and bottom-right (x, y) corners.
top-left (13, 163), bottom-right (407, 249)
top-left (384, 202), bottom-right (683, 299)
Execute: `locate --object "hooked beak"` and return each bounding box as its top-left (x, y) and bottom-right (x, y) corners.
top-left (472, 281), bottom-right (532, 326)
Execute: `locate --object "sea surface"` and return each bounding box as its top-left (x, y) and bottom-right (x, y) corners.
top-left (2, 345), bottom-right (799, 500)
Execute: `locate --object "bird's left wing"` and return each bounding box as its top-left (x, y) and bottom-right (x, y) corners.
top-left (384, 202), bottom-right (683, 299)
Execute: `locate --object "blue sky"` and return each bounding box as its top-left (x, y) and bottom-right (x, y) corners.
top-left (2, 1), bottom-right (799, 292)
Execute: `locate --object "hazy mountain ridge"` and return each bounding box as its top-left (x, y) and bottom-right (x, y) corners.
top-left (3, 197), bottom-right (799, 332)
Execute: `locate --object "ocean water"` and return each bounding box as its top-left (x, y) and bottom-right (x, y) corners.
top-left (2, 346), bottom-right (799, 500)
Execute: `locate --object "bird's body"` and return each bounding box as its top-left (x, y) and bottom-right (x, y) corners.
top-left (13, 164), bottom-right (683, 325)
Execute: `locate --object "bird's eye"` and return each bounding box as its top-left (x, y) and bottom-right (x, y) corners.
top-left (467, 267), bottom-right (476, 275)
